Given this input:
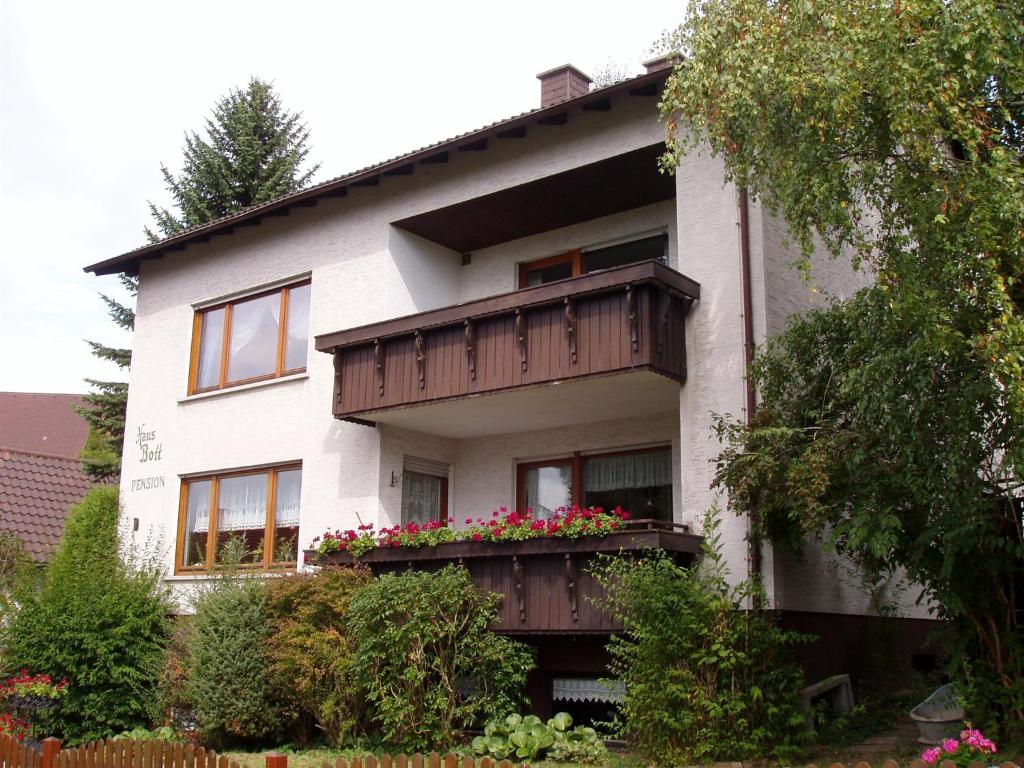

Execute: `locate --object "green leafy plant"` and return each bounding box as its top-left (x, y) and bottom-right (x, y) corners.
top-left (2, 487), bottom-right (170, 744)
top-left (266, 566), bottom-right (372, 746)
top-left (184, 560), bottom-right (282, 748)
top-left (116, 726), bottom-right (179, 741)
top-left (590, 511), bottom-right (809, 765)
top-left (472, 712), bottom-right (607, 763)
top-left (346, 565), bottom-right (534, 751)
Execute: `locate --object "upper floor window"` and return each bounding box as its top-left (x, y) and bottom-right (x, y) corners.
top-left (519, 234), bottom-right (667, 288)
top-left (189, 280), bottom-right (311, 394)
top-left (177, 463), bottom-right (301, 573)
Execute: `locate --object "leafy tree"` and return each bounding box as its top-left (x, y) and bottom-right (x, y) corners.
top-left (3, 487), bottom-right (170, 743)
top-left (81, 78), bottom-right (320, 479)
top-left (661, 0), bottom-right (1024, 738)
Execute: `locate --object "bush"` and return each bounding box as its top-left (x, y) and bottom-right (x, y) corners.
top-left (347, 564), bottom-right (534, 751)
top-left (266, 566), bottom-right (372, 746)
top-left (472, 712), bottom-right (607, 764)
top-left (2, 487), bottom-right (170, 743)
top-left (185, 573), bottom-right (281, 747)
top-left (591, 512), bottom-right (809, 765)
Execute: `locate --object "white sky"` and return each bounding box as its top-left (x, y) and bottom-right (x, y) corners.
top-left (0, 0), bottom-right (683, 394)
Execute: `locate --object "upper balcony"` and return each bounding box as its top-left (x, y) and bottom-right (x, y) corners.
top-left (315, 260), bottom-right (700, 435)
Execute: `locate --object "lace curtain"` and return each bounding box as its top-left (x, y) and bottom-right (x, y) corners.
top-left (195, 309), bottom-right (225, 388)
top-left (583, 450), bottom-right (671, 493)
top-left (402, 470), bottom-right (441, 525)
top-left (524, 465), bottom-right (572, 520)
top-left (217, 474), bottom-right (269, 532)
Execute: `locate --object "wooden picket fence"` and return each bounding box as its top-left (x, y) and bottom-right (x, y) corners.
top-left (1, 735), bottom-right (1019, 768)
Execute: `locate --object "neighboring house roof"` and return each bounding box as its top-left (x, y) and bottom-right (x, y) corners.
top-left (0, 449), bottom-right (94, 560)
top-left (0, 392), bottom-right (89, 459)
top-left (84, 68), bottom-right (670, 277)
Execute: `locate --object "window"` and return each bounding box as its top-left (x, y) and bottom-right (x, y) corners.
top-left (176, 464), bottom-right (301, 573)
top-left (400, 457), bottom-right (450, 526)
top-left (516, 446), bottom-right (672, 521)
top-left (189, 280), bottom-right (311, 393)
top-left (518, 234), bottom-right (668, 288)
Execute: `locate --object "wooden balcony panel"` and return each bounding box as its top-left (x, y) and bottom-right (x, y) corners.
top-left (305, 523), bottom-right (703, 634)
top-left (317, 260), bottom-right (700, 421)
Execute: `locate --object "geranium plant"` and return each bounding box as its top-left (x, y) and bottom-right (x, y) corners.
top-left (0, 712), bottom-right (29, 741)
top-left (0, 671), bottom-right (69, 707)
top-left (311, 506), bottom-right (633, 558)
top-left (921, 727), bottom-right (998, 767)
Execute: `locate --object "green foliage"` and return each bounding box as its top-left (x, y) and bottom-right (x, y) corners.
top-left (663, 0), bottom-right (1024, 740)
top-left (346, 565), bottom-right (534, 751)
top-left (116, 726), bottom-right (178, 741)
top-left (147, 78), bottom-right (319, 240)
top-left (185, 571), bottom-right (282, 748)
top-left (2, 487), bottom-right (170, 743)
top-left (472, 712), bottom-right (607, 764)
top-left (266, 567), bottom-right (372, 746)
top-left (591, 514), bottom-right (808, 765)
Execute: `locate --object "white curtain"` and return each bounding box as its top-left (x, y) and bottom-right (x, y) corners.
top-left (186, 480), bottom-right (212, 534)
top-left (217, 474), bottom-right (269, 532)
top-left (228, 294), bottom-right (280, 379)
top-left (286, 285), bottom-right (309, 344)
top-left (402, 470), bottom-right (442, 525)
top-left (275, 470), bottom-right (302, 527)
top-left (525, 466), bottom-right (571, 520)
top-left (583, 451), bottom-right (671, 493)
top-left (196, 309), bottom-right (224, 388)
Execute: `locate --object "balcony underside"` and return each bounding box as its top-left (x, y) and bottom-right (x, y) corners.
top-left (346, 368), bottom-right (681, 438)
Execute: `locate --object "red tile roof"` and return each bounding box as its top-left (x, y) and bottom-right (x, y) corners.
top-left (0, 392), bottom-right (89, 459)
top-left (0, 449), bottom-right (95, 560)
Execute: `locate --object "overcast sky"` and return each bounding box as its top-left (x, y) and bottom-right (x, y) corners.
top-left (0, 0), bottom-right (683, 394)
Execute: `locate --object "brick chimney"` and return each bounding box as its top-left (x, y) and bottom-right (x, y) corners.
top-left (642, 53), bottom-right (683, 73)
top-left (536, 65), bottom-right (592, 108)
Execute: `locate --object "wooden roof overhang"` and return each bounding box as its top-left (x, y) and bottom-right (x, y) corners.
top-left (85, 69), bottom-right (671, 277)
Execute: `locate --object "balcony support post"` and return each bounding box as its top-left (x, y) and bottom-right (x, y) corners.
top-left (512, 555), bottom-right (526, 622)
top-left (464, 320), bottom-right (477, 381)
top-left (515, 309), bottom-right (528, 372)
top-left (564, 297), bottom-right (577, 364)
top-left (626, 284), bottom-right (639, 352)
top-left (373, 338), bottom-right (385, 397)
top-left (565, 553), bottom-right (579, 623)
top-left (656, 289), bottom-right (671, 356)
top-left (415, 331), bottom-right (426, 389)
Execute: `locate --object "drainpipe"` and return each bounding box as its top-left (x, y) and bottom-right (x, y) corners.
top-left (737, 188), bottom-right (763, 592)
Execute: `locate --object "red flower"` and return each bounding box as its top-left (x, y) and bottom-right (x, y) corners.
top-left (472, 533), bottom-right (483, 542)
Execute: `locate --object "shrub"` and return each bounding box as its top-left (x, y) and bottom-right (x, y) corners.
top-left (266, 566), bottom-right (372, 746)
top-left (2, 487), bottom-right (170, 743)
top-left (184, 573), bottom-right (281, 747)
top-left (347, 564), bottom-right (534, 751)
top-left (591, 512), bottom-right (808, 765)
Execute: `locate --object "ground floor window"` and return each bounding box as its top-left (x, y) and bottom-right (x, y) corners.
top-left (516, 446), bottom-right (672, 521)
top-left (400, 457), bottom-right (450, 526)
top-left (176, 463), bottom-right (301, 573)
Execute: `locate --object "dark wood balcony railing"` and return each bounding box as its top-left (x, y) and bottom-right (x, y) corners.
top-left (315, 260), bottom-right (700, 422)
top-left (304, 520), bottom-right (703, 634)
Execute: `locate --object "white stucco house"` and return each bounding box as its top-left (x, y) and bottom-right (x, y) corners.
top-left (87, 57), bottom-right (935, 716)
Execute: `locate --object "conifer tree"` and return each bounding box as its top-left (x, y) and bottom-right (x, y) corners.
top-left (81, 79), bottom-right (319, 479)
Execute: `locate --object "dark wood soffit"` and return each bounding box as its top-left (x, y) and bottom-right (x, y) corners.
top-left (85, 69), bottom-right (671, 277)
top-left (315, 260), bottom-right (701, 352)
top-left (392, 144), bottom-right (674, 254)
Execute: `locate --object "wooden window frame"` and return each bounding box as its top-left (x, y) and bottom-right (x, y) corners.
top-left (187, 280), bottom-right (311, 395)
top-left (174, 463), bottom-right (301, 575)
top-left (518, 250), bottom-right (582, 289)
top-left (515, 446), bottom-right (670, 511)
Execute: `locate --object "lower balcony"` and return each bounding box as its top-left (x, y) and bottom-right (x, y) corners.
top-left (305, 520), bottom-right (702, 635)
top-left (315, 260), bottom-right (699, 434)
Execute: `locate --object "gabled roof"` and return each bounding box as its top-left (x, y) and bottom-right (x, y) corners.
top-left (0, 449), bottom-right (94, 560)
top-left (0, 392), bottom-right (89, 459)
top-left (84, 69), bottom-right (670, 277)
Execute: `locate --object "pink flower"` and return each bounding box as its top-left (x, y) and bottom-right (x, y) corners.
top-left (921, 747), bottom-right (942, 765)
top-left (471, 533), bottom-right (483, 542)
top-left (942, 739), bottom-right (959, 754)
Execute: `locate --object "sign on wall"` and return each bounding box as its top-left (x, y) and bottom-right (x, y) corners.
top-left (130, 424), bottom-right (165, 491)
